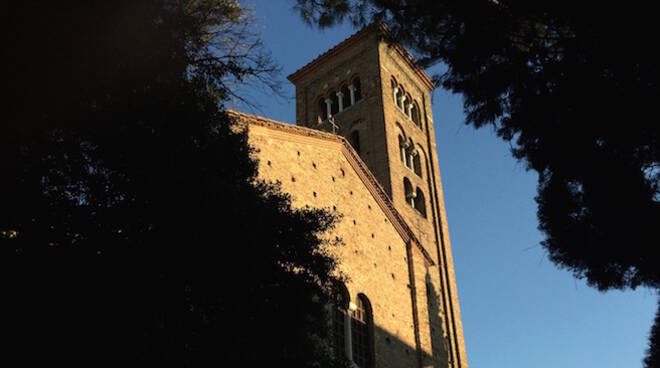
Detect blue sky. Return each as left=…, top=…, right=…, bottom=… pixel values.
left=236, top=1, right=658, bottom=367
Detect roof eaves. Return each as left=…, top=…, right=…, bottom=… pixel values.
left=287, top=23, right=434, bottom=91
left=286, top=24, right=376, bottom=84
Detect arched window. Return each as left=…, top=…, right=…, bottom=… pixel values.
left=404, top=177, right=415, bottom=208
left=412, top=101, right=422, bottom=127
left=391, top=77, right=398, bottom=104
left=351, top=294, right=374, bottom=368
left=396, top=86, right=405, bottom=110
left=352, top=77, right=362, bottom=102
left=413, top=149, right=422, bottom=177
left=404, top=138, right=414, bottom=169
left=330, top=91, right=339, bottom=115
left=349, top=130, right=361, bottom=155
left=404, top=93, right=412, bottom=117
left=318, top=98, right=327, bottom=122
left=415, top=188, right=427, bottom=217
left=398, top=135, right=406, bottom=163
left=332, top=284, right=350, bottom=359
left=341, top=84, right=351, bottom=109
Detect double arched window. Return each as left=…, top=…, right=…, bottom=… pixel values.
left=403, top=177, right=427, bottom=217
left=331, top=286, right=374, bottom=367
left=391, top=76, right=422, bottom=129
left=317, top=76, right=363, bottom=123
left=398, top=134, right=423, bottom=178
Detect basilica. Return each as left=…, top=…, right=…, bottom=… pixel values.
left=230, top=23, right=468, bottom=368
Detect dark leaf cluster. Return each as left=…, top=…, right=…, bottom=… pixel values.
left=295, top=0, right=659, bottom=365
left=2, top=1, right=343, bottom=366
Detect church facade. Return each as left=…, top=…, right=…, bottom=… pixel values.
left=229, top=23, right=468, bottom=368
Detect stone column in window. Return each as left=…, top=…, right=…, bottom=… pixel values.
left=325, top=98, right=333, bottom=118
left=337, top=91, right=344, bottom=112
left=349, top=85, right=356, bottom=105
left=406, top=103, right=413, bottom=118
left=392, top=87, right=399, bottom=105
left=400, top=95, right=407, bottom=111
left=404, top=141, right=412, bottom=168
left=409, top=150, right=417, bottom=170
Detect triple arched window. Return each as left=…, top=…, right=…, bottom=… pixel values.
left=332, top=286, right=374, bottom=367
left=317, top=77, right=363, bottom=123
left=403, top=177, right=427, bottom=217
left=391, top=76, right=422, bottom=128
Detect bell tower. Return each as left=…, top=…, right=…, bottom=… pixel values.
left=288, top=24, right=469, bottom=368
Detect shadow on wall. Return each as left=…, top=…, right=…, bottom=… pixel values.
left=344, top=275, right=449, bottom=368
left=426, top=272, right=450, bottom=367
left=370, top=312, right=448, bottom=368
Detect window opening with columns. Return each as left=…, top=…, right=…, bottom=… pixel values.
left=391, top=76, right=422, bottom=129
left=403, top=177, right=427, bottom=217
left=341, top=84, right=350, bottom=110
left=352, top=77, right=362, bottom=102
left=415, top=187, right=426, bottom=217
left=404, top=177, right=415, bottom=207
left=331, top=286, right=374, bottom=367
left=412, top=147, right=422, bottom=177
left=318, top=98, right=328, bottom=122
left=331, top=91, right=339, bottom=115
left=316, top=77, right=363, bottom=123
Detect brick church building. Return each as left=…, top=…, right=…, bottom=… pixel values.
left=229, top=23, right=468, bottom=368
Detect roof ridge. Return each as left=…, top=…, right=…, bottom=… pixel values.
left=287, top=23, right=434, bottom=90
left=286, top=24, right=375, bottom=83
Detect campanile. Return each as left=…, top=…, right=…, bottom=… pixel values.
left=288, top=23, right=468, bottom=368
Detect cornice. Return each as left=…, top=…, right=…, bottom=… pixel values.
left=287, top=23, right=434, bottom=91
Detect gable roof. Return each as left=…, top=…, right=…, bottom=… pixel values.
left=286, top=22, right=435, bottom=91
left=228, top=109, right=434, bottom=266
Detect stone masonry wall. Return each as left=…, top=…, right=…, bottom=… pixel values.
left=248, top=124, right=422, bottom=368
left=284, top=24, right=468, bottom=368
left=293, top=32, right=393, bottom=198
left=378, top=42, right=468, bottom=368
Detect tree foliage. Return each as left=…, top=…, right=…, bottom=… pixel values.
left=2, top=1, right=342, bottom=366
left=647, top=297, right=660, bottom=368
left=296, top=0, right=660, bottom=291
left=295, top=0, right=659, bottom=365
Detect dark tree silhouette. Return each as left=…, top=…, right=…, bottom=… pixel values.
left=2, top=1, right=344, bottom=366
left=647, top=298, right=660, bottom=368
left=295, top=1, right=660, bottom=365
